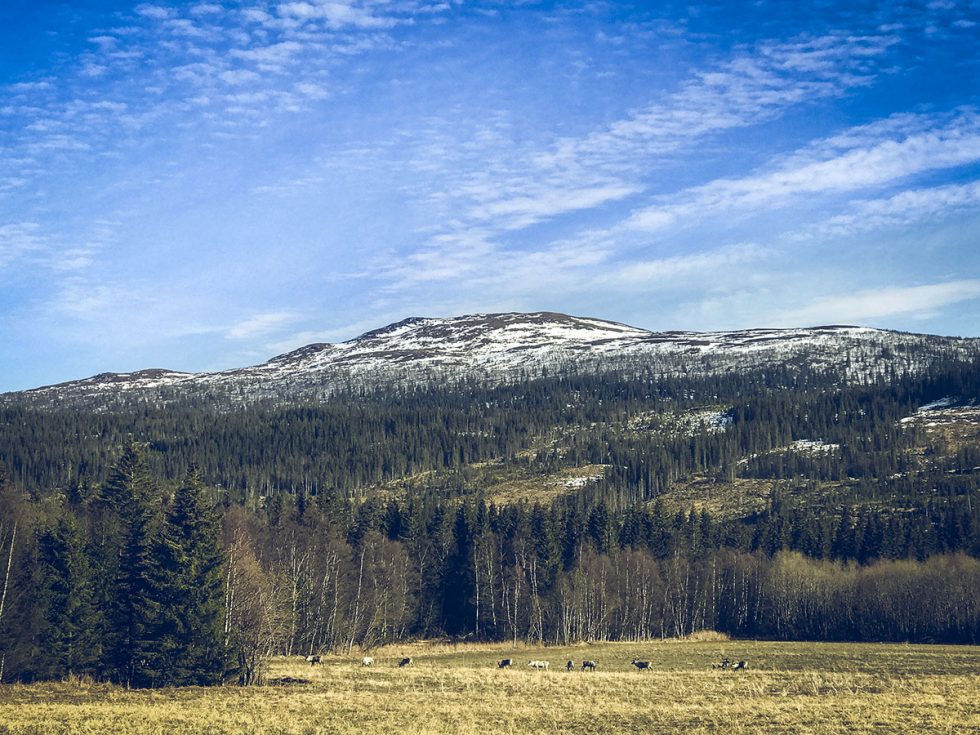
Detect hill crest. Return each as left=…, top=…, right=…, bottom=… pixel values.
left=6, top=312, right=978, bottom=408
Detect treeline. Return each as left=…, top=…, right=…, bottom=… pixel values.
left=1, top=444, right=978, bottom=685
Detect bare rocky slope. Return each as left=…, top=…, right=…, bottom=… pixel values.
left=5, top=312, right=979, bottom=409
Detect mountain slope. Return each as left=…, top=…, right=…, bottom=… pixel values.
left=5, top=312, right=980, bottom=409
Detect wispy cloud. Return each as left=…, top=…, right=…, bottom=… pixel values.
left=600, top=244, right=772, bottom=286
left=0, top=219, right=118, bottom=277
left=45, top=278, right=147, bottom=322
left=376, top=231, right=772, bottom=317
left=543, top=32, right=898, bottom=177
left=475, top=33, right=895, bottom=225
left=135, top=4, right=176, bottom=21
left=379, top=229, right=499, bottom=287
left=251, top=173, right=326, bottom=196
left=368, top=28, right=906, bottom=298
left=777, top=280, right=980, bottom=326
left=801, top=179, right=980, bottom=238
left=0, top=0, right=454, bottom=193
left=467, top=182, right=642, bottom=231
left=0, top=222, right=44, bottom=270
left=189, top=4, right=223, bottom=17
left=226, top=311, right=297, bottom=340
left=276, top=1, right=401, bottom=30
left=626, top=109, right=980, bottom=231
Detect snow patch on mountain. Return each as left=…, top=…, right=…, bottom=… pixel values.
left=5, top=312, right=979, bottom=410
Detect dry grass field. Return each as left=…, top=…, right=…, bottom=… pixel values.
left=1, top=638, right=978, bottom=734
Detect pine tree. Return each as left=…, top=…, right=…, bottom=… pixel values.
left=150, top=470, right=228, bottom=686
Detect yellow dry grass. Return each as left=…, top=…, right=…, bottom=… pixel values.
left=363, top=457, right=610, bottom=507
left=1, top=640, right=978, bottom=734
left=485, top=463, right=608, bottom=505
left=910, top=405, right=980, bottom=453
left=656, top=475, right=790, bottom=516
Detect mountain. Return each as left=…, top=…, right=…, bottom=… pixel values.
left=5, top=312, right=980, bottom=409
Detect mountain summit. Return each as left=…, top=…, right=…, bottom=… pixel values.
left=6, top=312, right=980, bottom=409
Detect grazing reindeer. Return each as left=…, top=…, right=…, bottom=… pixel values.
left=566, top=660, right=575, bottom=672
left=361, top=656, right=374, bottom=666
left=498, top=659, right=514, bottom=668
left=306, top=655, right=322, bottom=666
left=528, top=660, right=550, bottom=670
left=581, top=660, right=597, bottom=672
left=631, top=658, right=652, bottom=671
left=732, top=660, right=747, bottom=670
left=398, top=657, right=413, bottom=667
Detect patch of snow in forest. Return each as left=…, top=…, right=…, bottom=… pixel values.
left=790, top=439, right=840, bottom=453
left=918, top=397, right=955, bottom=411
left=560, top=473, right=604, bottom=489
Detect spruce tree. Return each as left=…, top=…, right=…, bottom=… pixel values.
left=440, top=505, right=474, bottom=636
left=97, top=443, right=159, bottom=687
left=31, top=515, right=100, bottom=679
left=150, top=470, right=228, bottom=686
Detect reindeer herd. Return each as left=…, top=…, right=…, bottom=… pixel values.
left=306, top=653, right=747, bottom=672
left=515, top=657, right=744, bottom=672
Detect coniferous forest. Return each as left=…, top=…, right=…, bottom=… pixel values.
left=1, top=357, right=979, bottom=685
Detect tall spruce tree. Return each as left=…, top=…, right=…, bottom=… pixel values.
left=440, top=505, right=474, bottom=636
left=97, top=443, right=159, bottom=687
left=150, top=470, right=228, bottom=686
left=31, top=514, right=100, bottom=680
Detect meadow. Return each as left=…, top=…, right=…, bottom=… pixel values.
left=1, top=638, right=978, bottom=734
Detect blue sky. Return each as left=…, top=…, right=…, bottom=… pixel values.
left=1, top=0, right=978, bottom=391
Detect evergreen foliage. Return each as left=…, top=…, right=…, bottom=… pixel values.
left=149, top=471, right=228, bottom=686
left=30, top=514, right=99, bottom=679
left=0, top=356, right=978, bottom=684
left=98, top=443, right=160, bottom=687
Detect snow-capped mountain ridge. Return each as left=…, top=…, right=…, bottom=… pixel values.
left=5, top=313, right=978, bottom=409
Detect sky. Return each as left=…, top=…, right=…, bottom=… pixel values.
left=1, top=0, right=979, bottom=392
